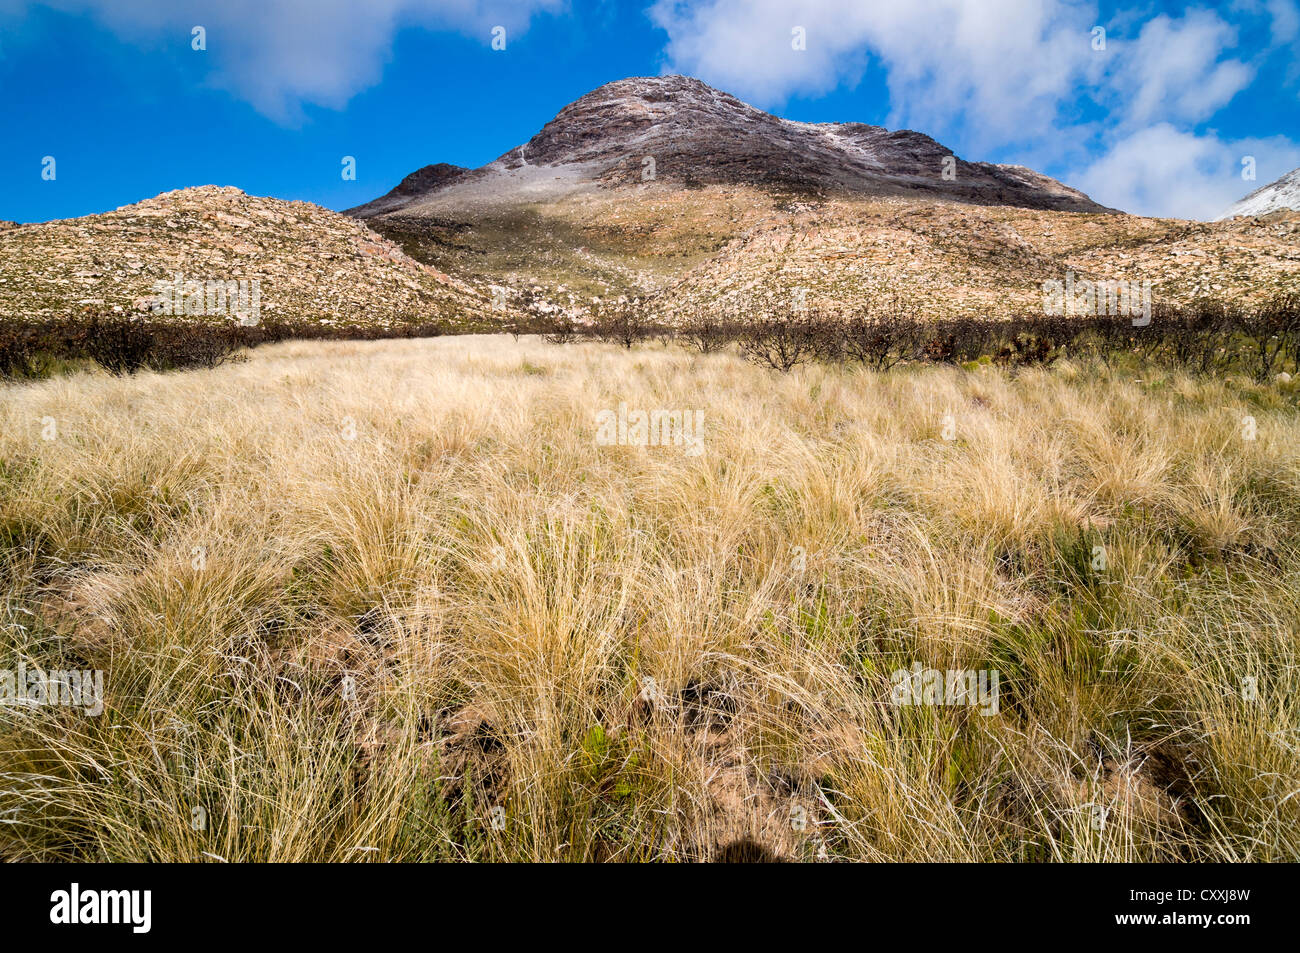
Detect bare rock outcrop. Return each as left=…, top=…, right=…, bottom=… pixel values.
left=354, top=75, right=1112, bottom=218
left=0, top=185, right=497, bottom=326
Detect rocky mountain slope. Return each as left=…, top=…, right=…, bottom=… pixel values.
left=351, top=163, right=470, bottom=219
left=350, top=75, right=1298, bottom=318
left=352, top=76, right=1110, bottom=217
left=0, top=186, right=498, bottom=326
left=1217, top=167, right=1300, bottom=220
left=651, top=192, right=1300, bottom=320
left=4, top=77, right=1294, bottom=330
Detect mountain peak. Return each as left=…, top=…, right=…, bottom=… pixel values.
left=558, top=75, right=751, bottom=112
left=1217, top=167, right=1300, bottom=220
left=586, top=74, right=729, bottom=97
left=351, top=74, right=1110, bottom=218
left=500, top=74, right=797, bottom=168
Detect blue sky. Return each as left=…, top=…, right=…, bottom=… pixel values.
left=1, top=0, right=1297, bottom=223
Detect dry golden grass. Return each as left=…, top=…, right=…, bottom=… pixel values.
left=1, top=335, right=1298, bottom=861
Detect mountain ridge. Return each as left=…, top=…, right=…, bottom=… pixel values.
left=1217, top=167, right=1300, bottom=220
left=0, top=185, right=497, bottom=326
left=349, top=75, right=1113, bottom=218
left=3, top=78, right=1294, bottom=328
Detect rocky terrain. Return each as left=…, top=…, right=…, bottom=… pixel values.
left=353, top=76, right=1299, bottom=319
left=652, top=192, right=1300, bottom=319
left=1218, top=167, right=1300, bottom=220
left=0, top=186, right=499, bottom=327
left=350, top=163, right=471, bottom=219
left=3, top=77, right=1296, bottom=329
left=352, top=76, right=1110, bottom=217
left=359, top=176, right=1300, bottom=320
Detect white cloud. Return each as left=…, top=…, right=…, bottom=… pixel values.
left=649, top=1, right=1257, bottom=141
left=648, top=0, right=1289, bottom=217
left=1266, top=0, right=1300, bottom=43
left=1070, top=124, right=1300, bottom=218
left=13, top=0, right=564, bottom=121
left=649, top=0, right=1103, bottom=149
left=1110, top=12, right=1254, bottom=125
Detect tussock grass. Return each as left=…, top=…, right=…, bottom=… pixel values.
left=1, top=335, right=1297, bottom=861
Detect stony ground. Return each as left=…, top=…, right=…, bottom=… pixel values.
left=371, top=183, right=1300, bottom=320
left=0, top=186, right=500, bottom=328
left=353, top=74, right=1300, bottom=320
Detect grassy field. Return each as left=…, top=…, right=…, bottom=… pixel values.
left=1, top=334, right=1298, bottom=861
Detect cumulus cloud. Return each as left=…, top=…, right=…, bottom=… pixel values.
left=1265, top=0, right=1300, bottom=44
left=649, top=1, right=1257, bottom=142
left=649, top=0, right=1291, bottom=217
left=1069, top=124, right=1300, bottom=218
left=649, top=0, right=1103, bottom=149
left=1110, top=12, right=1254, bottom=125
left=12, top=0, right=563, bottom=121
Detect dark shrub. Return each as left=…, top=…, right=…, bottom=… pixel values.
left=840, top=310, right=920, bottom=371
left=680, top=311, right=737, bottom=354
left=591, top=300, right=651, bottom=348
left=739, top=313, right=823, bottom=372
left=0, top=317, right=59, bottom=378
left=1248, top=292, right=1300, bottom=382
left=542, top=314, right=579, bottom=345
left=145, top=322, right=247, bottom=371
left=79, top=315, right=158, bottom=375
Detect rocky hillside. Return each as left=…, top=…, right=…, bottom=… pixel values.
left=352, top=76, right=1110, bottom=217
left=5, top=77, right=1293, bottom=330
left=352, top=173, right=1298, bottom=321
left=351, top=163, right=470, bottom=219
left=1217, top=167, right=1300, bottom=220
left=346, top=75, right=1298, bottom=318
left=0, top=186, right=499, bottom=327
left=651, top=192, right=1300, bottom=320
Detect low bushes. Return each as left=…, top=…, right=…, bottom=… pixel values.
left=11, top=292, right=1295, bottom=383
left=0, top=314, right=447, bottom=379
left=532, top=291, right=1300, bottom=380
left=736, top=312, right=827, bottom=372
